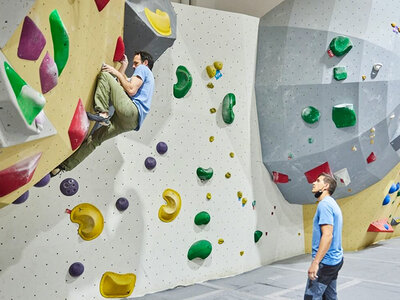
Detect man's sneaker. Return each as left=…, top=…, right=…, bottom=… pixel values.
left=50, top=165, right=66, bottom=177
left=86, top=112, right=110, bottom=126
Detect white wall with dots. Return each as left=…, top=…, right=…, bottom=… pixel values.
left=0, top=3, right=304, bottom=299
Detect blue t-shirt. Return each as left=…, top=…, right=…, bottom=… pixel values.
left=312, top=195, right=343, bottom=265
left=130, top=65, right=154, bottom=130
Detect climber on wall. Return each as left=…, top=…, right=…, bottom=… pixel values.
left=50, top=51, right=155, bottom=176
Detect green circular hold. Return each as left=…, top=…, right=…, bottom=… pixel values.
left=254, top=230, right=263, bottom=243
left=188, top=240, right=212, bottom=260
left=197, top=167, right=213, bottom=181
left=301, top=106, right=320, bottom=124
left=194, top=211, right=210, bottom=225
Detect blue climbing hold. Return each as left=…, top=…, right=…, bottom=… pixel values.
left=69, top=262, right=84, bottom=277
left=389, top=184, right=398, bottom=194
left=116, top=197, right=129, bottom=211
left=34, top=173, right=51, bottom=187
left=60, top=178, right=79, bottom=196
left=12, top=190, right=29, bottom=204
left=382, top=194, right=391, bottom=205
left=144, top=157, right=157, bottom=170
left=384, top=223, right=389, bottom=230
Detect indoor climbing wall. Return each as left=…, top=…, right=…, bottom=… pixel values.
left=0, top=2, right=304, bottom=299
left=256, top=0, right=400, bottom=205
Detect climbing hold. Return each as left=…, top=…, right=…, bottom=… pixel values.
left=370, top=139, right=374, bottom=144
left=389, top=184, right=397, bottom=194
left=222, top=93, right=236, bottom=124
left=144, top=8, right=172, bottom=36
left=391, top=218, right=400, bottom=226
left=308, top=137, right=314, bottom=144
left=333, top=168, right=351, bottom=186
left=373, top=63, right=382, bottom=72
left=113, top=36, right=125, bottom=62
left=39, top=52, right=58, bottom=94
left=329, top=36, right=353, bottom=56
left=383, top=194, right=391, bottom=205
left=70, top=203, right=104, bottom=241
left=272, top=171, right=290, bottom=183
left=218, top=238, right=224, bottom=244
left=4, top=61, right=27, bottom=97
left=68, top=99, right=90, bottom=151
left=158, top=188, right=181, bottom=222
left=69, top=262, right=84, bottom=277
left=187, top=240, right=212, bottom=260
left=370, top=127, right=375, bottom=133
left=194, top=211, right=210, bottom=225
left=225, top=172, right=231, bottom=179
left=209, top=136, right=214, bottom=142
left=362, top=75, right=366, bottom=80
left=12, top=191, right=30, bottom=204
left=254, top=230, right=263, bottom=243
left=18, top=16, right=46, bottom=61
left=252, top=200, right=256, bottom=209
left=34, top=173, right=51, bottom=187
left=206, top=193, right=212, bottom=200
left=60, top=178, right=79, bottom=196
left=213, top=61, right=223, bottom=70
left=241, top=198, right=247, bottom=206
left=206, top=65, right=216, bottom=78
left=333, top=66, right=347, bottom=81
left=197, top=167, right=213, bottom=181
left=173, top=65, right=192, bottom=98
left=116, top=197, right=129, bottom=211
left=366, top=152, right=376, bottom=164
left=210, top=108, right=216, bottom=113
left=0, top=153, right=42, bottom=197
left=229, top=152, right=235, bottom=158
left=304, top=162, right=332, bottom=184
left=94, top=0, right=110, bottom=12
left=100, top=272, right=136, bottom=298
left=367, top=219, right=393, bottom=232
left=301, top=106, right=320, bottom=124
left=240, top=251, right=244, bottom=256
left=370, top=133, right=375, bottom=139
left=145, top=157, right=157, bottom=170
left=391, top=23, right=396, bottom=27
left=207, top=82, right=214, bottom=89
left=352, top=145, right=357, bottom=151
left=49, top=9, right=69, bottom=75
left=237, top=191, right=243, bottom=199
left=156, top=141, right=168, bottom=154
left=332, top=104, right=356, bottom=128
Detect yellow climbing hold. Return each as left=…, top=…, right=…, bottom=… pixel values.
left=230, top=152, right=235, bottom=158
left=352, top=145, right=357, bottom=151
left=392, top=23, right=396, bottom=27
left=144, top=8, right=171, bottom=36
left=362, top=75, right=366, bottom=80
left=218, top=238, right=224, bottom=244
left=225, top=172, right=231, bottom=178
left=240, top=251, right=244, bottom=256
left=158, top=188, right=181, bottom=222
left=210, top=108, right=216, bottom=113
left=237, top=191, right=243, bottom=198
left=100, top=272, right=136, bottom=298
left=242, top=198, right=247, bottom=206
left=206, top=193, right=212, bottom=200
left=207, top=82, right=214, bottom=89
left=209, top=136, right=214, bottom=142
left=70, top=203, right=104, bottom=241
left=370, top=127, right=375, bottom=133
left=206, top=65, right=216, bottom=78
left=213, top=61, right=223, bottom=70
left=370, top=139, right=374, bottom=144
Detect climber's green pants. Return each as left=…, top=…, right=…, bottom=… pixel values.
left=61, top=72, right=139, bottom=171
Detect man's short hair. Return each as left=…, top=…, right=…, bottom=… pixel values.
left=135, top=51, right=154, bottom=70
left=318, top=173, right=337, bottom=195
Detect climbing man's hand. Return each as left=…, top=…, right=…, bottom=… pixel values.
left=120, top=54, right=128, bottom=66
left=101, top=63, right=118, bottom=75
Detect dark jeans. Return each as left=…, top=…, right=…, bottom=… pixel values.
left=304, top=258, right=344, bottom=300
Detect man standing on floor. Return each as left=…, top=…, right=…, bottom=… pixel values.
left=304, top=172, right=343, bottom=300
left=51, top=51, right=155, bottom=176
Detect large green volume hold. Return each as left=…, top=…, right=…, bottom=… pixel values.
left=49, top=9, right=69, bottom=75
left=173, top=65, right=192, bottom=98
left=196, top=167, right=213, bottom=181
left=329, top=36, right=353, bottom=56
left=187, top=240, right=212, bottom=260
left=194, top=211, right=210, bottom=225
left=222, top=93, right=236, bottom=124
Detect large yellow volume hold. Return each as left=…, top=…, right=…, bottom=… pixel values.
left=159, top=188, right=182, bottom=222
left=70, top=203, right=104, bottom=241
left=144, top=8, right=172, bottom=36
left=100, top=272, right=136, bottom=298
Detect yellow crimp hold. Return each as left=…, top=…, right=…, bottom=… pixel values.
left=225, top=172, right=231, bottom=178
left=206, top=193, right=212, bottom=200
left=218, top=238, right=224, bottom=244
left=144, top=8, right=172, bottom=36
left=230, top=152, right=235, bottom=158
left=237, top=191, right=242, bottom=198
left=362, top=75, right=366, bottom=80
left=210, top=108, right=216, bottom=113
left=242, top=198, right=247, bottom=206
left=207, top=82, right=214, bottom=89
left=213, top=61, right=223, bottom=70
left=240, top=251, right=244, bottom=256
left=206, top=65, right=216, bottom=78
left=100, top=272, right=136, bottom=298
left=70, top=203, right=104, bottom=241
left=158, top=188, right=181, bottom=222
left=209, top=136, right=214, bottom=142
left=370, top=139, right=374, bottom=144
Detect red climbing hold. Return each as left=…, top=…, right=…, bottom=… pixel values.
left=0, top=153, right=42, bottom=197
left=113, top=36, right=125, bottom=62
left=366, top=152, right=376, bottom=164
left=304, top=162, right=333, bottom=184
left=367, top=219, right=393, bottom=232
left=272, top=171, right=289, bottom=183
left=68, top=99, right=89, bottom=151
left=94, top=0, right=110, bottom=12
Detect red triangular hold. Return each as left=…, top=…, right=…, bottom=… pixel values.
left=68, top=99, right=89, bottom=150
left=113, top=36, right=125, bottom=62
left=94, top=0, right=110, bottom=12
left=367, top=218, right=394, bottom=232
left=304, top=162, right=333, bottom=183
left=0, top=153, right=42, bottom=197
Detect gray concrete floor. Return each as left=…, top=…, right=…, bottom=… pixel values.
left=131, top=237, right=400, bottom=299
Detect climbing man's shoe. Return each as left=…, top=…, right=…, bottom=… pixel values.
left=86, top=112, right=110, bottom=126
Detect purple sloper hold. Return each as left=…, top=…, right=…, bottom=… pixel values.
left=18, top=16, right=46, bottom=61
left=39, top=52, right=58, bottom=94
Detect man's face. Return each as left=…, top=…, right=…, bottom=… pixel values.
left=132, top=54, right=143, bottom=71
left=312, top=176, right=327, bottom=193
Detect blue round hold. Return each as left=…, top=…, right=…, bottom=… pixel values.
left=116, top=197, right=129, bottom=211
left=34, top=173, right=51, bottom=187
left=12, top=191, right=29, bottom=204
left=60, top=178, right=79, bottom=196
left=156, top=142, right=168, bottom=155
left=69, top=262, right=84, bottom=277
left=145, top=157, right=157, bottom=170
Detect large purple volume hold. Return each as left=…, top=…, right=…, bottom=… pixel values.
left=156, top=142, right=168, bottom=154
left=145, top=157, right=157, bottom=170
left=60, top=178, right=79, bottom=196
left=116, top=197, right=129, bottom=211
left=18, top=16, right=46, bottom=60
left=69, top=262, right=84, bottom=277
left=34, top=173, right=51, bottom=187
left=12, top=191, right=29, bottom=204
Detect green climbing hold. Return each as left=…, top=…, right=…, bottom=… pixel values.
left=173, top=65, right=192, bottom=98
left=301, top=106, right=320, bottom=124
left=254, top=230, right=263, bottom=243
left=397, top=190, right=400, bottom=197
left=329, top=36, right=353, bottom=56
left=332, top=104, right=356, bottom=128
left=308, top=137, right=314, bottom=144
left=4, top=61, right=26, bottom=97
left=187, top=240, right=212, bottom=260
left=49, top=9, right=69, bottom=75
left=197, top=167, right=213, bottom=181
left=333, top=67, right=347, bottom=81
left=222, top=93, right=236, bottom=124
left=194, top=211, right=210, bottom=225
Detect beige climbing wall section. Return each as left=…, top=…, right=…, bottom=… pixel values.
left=0, top=0, right=124, bottom=207
left=304, top=162, right=400, bottom=252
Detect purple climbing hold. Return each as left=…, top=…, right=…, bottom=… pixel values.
left=156, top=142, right=168, bottom=154
left=60, top=178, right=79, bottom=196
left=12, top=191, right=29, bottom=204
left=116, top=197, right=129, bottom=211
left=145, top=157, right=157, bottom=170
left=34, top=173, right=51, bottom=187
left=69, top=262, right=84, bottom=277
left=18, top=16, right=46, bottom=61
left=39, top=52, right=58, bottom=94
